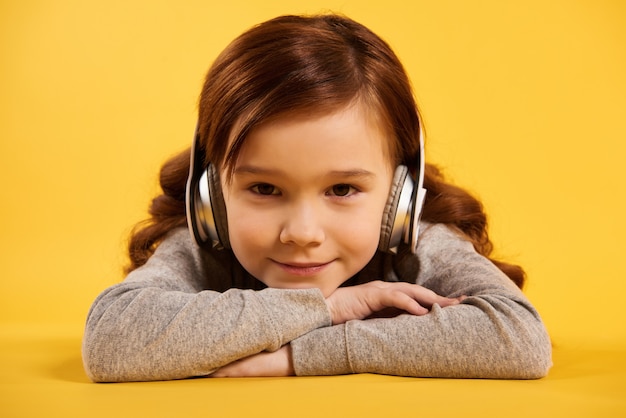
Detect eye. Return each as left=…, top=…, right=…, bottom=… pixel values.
left=328, top=184, right=357, bottom=197
left=250, top=183, right=280, bottom=196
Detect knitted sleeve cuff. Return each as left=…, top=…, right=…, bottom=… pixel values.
left=290, top=324, right=353, bottom=376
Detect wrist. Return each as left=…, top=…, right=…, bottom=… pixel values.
left=284, top=344, right=295, bottom=376
left=324, top=298, right=334, bottom=324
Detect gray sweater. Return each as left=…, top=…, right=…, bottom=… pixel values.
left=82, top=222, right=552, bottom=382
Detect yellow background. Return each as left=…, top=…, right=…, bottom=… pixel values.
left=1, top=0, right=625, bottom=416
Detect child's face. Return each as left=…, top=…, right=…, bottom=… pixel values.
left=222, top=105, right=394, bottom=297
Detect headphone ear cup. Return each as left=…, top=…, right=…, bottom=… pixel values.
left=207, top=165, right=230, bottom=249
left=185, top=126, right=230, bottom=250
left=379, top=165, right=413, bottom=253
left=186, top=163, right=230, bottom=249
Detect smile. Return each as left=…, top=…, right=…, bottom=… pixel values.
left=272, top=260, right=333, bottom=277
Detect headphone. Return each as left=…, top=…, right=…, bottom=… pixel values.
left=185, top=124, right=427, bottom=254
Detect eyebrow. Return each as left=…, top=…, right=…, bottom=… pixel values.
left=233, top=165, right=281, bottom=176
left=327, top=169, right=376, bottom=179
left=234, top=165, right=376, bottom=179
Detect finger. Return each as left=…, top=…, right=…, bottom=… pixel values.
left=401, top=285, right=464, bottom=308
left=210, top=357, right=250, bottom=378
left=210, top=363, right=240, bottom=378
left=372, top=281, right=465, bottom=309
left=381, top=290, right=429, bottom=316
left=210, top=368, right=228, bottom=378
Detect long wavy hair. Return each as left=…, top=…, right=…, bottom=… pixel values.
left=126, top=14, right=525, bottom=288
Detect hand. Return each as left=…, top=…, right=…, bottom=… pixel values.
left=326, top=280, right=464, bottom=325
left=210, top=345, right=294, bottom=378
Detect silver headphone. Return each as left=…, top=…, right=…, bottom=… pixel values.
left=186, top=124, right=426, bottom=254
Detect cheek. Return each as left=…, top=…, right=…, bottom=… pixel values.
left=226, top=217, right=273, bottom=280
left=226, top=211, right=271, bottom=253
left=331, top=205, right=384, bottom=261
left=222, top=185, right=272, bottom=251
left=346, top=215, right=382, bottom=247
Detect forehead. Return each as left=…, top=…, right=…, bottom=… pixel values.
left=225, top=101, right=395, bottom=169
left=231, top=104, right=394, bottom=175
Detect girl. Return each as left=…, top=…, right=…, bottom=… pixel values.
left=82, top=14, right=551, bottom=382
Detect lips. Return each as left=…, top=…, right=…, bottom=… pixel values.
left=272, top=260, right=333, bottom=277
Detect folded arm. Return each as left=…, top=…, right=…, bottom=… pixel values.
left=290, top=224, right=552, bottom=379
left=82, top=229, right=331, bottom=382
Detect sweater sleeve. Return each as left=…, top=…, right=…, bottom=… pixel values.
left=290, top=223, right=552, bottom=379
left=82, top=229, right=331, bottom=382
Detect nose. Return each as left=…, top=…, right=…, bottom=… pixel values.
left=279, top=200, right=325, bottom=247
